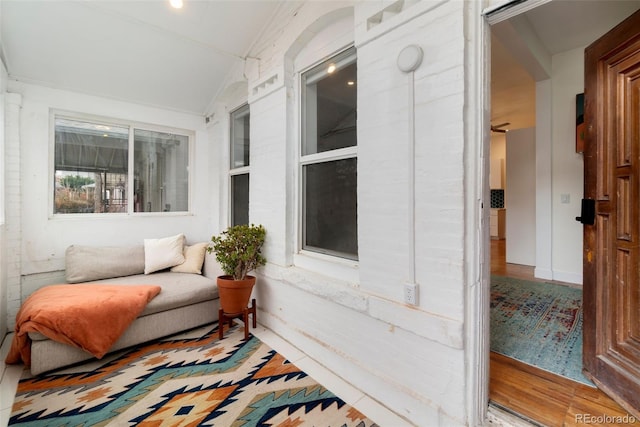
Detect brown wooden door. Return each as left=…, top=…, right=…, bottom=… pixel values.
left=583, top=8, right=640, bottom=418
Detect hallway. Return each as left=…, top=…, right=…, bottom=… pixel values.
left=489, top=240, right=636, bottom=426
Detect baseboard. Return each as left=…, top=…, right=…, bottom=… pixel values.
left=533, top=267, right=552, bottom=281
left=552, top=270, right=583, bottom=286
left=534, top=267, right=582, bottom=286
left=533, top=267, right=582, bottom=285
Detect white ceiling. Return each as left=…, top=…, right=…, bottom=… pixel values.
left=0, top=0, right=282, bottom=115
left=491, top=0, right=640, bottom=132
left=2, top=1, right=639, bottom=120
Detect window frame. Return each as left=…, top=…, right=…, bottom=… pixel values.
left=49, top=110, right=194, bottom=218
left=298, top=46, right=358, bottom=262
left=229, top=103, right=250, bottom=226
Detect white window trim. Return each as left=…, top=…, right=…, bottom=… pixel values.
left=49, top=109, right=194, bottom=218
left=229, top=166, right=250, bottom=176
left=229, top=103, right=250, bottom=171
left=228, top=103, right=250, bottom=226
left=299, top=146, right=357, bottom=166
left=295, top=46, right=359, bottom=276
left=229, top=171, right=250, bottom=227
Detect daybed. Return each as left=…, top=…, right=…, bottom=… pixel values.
left=9, top=235, right=222, bottom=375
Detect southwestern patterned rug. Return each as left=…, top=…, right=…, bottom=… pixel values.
left=490, top=275, right=592, bottom=385
left=9, top=324, right=378, bottom=426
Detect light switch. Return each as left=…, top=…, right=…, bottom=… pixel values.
left=561, top=194, right=570, bottom=204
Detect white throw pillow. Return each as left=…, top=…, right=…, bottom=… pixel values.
left=144, top=234, right=185, bottom=274
left=171, top=242, right=208, bottom=274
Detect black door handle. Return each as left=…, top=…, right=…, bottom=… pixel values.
left=575, top=198, right=595, bottom=225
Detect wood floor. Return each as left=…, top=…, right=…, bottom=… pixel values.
left=489, top=239, right=638, bottom=427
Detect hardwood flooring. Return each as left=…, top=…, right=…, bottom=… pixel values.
left=489, top=239, right=638, bottom=426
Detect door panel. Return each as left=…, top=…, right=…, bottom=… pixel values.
left=584, top=8, right=640, bottom=418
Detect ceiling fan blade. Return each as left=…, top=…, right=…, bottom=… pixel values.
left=492, top=122, right=510, bottom=129
left=490, top=122, right=510, bottom=133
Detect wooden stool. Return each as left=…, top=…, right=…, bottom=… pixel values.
left=218, top=298, right=257, bottom=340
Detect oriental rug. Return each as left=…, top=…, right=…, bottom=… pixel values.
left=9, top=324, right=378, bottom=426
left=490, top=275, right=592, bottom=386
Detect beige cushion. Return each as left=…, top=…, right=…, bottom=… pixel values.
left=171, top=242, right=208, bottom=274
left=144, top=234, right=185, bottom=274
left=66, top=245, right=145, bottom=283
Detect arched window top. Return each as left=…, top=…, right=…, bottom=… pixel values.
left=287, top=7, right=354, bottom=73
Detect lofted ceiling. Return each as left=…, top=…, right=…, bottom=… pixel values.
left=491, top=0, right=640, bottom=133
left=0, top=0, right=283, bottom=115
left=2, top=1, right=639, bottom=122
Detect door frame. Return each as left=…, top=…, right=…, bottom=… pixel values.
left=472, top=0, right=572, bottom=423
left=472, top=0, right=562, bottom=423
left=479, top=0, right=640, bottom=422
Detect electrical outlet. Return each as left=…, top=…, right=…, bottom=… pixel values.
left=404, top=282, right=418, bottom=305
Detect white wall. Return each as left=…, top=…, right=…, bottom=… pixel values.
left=500, top=48, right=584, bottom=277
left=0, top=54, right=8, bottom=341
left=496, top=37, right=585, bottom=284
left=4, top=91, right=20, bottom=336
left=207, top=1, right=481, bottom=425
left=490, top=133, right=506, bottom=188
left=535, top=79, right=553, bottom=280
left=551, top=47, right=584, bottom=284
left=506, top=127, right=536, bottom=266
left=2, top=1, right=490, bottom=424
left=4, top=82, right=219, bottom=327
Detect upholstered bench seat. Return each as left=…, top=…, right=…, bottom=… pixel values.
left=25, top=241, right=222, bottom=375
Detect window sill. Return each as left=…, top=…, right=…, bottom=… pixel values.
left=293, top=250, right=359, bottom=284
left=49, top=211, right=193, bottom=220
left=272, top=260, right=366, bottom=313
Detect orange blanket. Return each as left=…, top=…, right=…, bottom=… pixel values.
left=5, top=284, right=161, bottom=367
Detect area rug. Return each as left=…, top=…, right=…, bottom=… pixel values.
left=490, top=275, right=592, bottom=385
left=9, top=324, right=378, bottom=426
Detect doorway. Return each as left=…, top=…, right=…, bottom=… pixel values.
left=487, top=0, right=640, bottom=424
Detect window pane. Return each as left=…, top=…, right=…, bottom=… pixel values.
left=230, top=104, right=250, bottom=168
left=302, top=48, right=357, bottom=156
left=231, top=173, right=249, bottom=226
left=54, top=118, right=128, bottom=214
left=303, top=158, right=358, bottom=259
left=134, top=129, right=189, bottom=212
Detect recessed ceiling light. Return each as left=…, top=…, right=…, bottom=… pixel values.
left=170, top=0, right=183, bottom=9
left=347, top=81, right=355, bottom=86
left=327, top=64, right=336, bottom=74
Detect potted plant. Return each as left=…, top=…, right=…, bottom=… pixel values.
left=208, top=224, right=266, bottom=315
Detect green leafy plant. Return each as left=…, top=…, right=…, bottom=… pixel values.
left=208, top=224, right=266, bottom=280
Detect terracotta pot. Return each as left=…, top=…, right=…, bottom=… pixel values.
left=217, top=275, right=256, bottom=315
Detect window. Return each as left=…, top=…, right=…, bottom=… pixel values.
left=230, top=104, right=250, bottom=225
left=134, top=129, right=189, bottom=213
left=301, top=47, right=357, bottom=260
left=53, top=115, right=190, bottom=214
